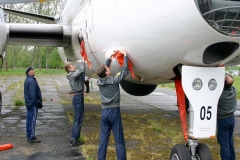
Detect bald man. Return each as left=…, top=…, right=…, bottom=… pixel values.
left=217, top=74, right=237, bottom=160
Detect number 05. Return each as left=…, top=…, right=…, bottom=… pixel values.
left=200, top=106, right=212, bottom=120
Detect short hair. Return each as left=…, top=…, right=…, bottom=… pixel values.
left=64, top=62, right=73, bottom=73
left=97, top=64, right=107, bottom=78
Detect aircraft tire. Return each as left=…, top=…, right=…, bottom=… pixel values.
left=196, top=143, right=213, bottom=160
left=169, top=144, right=191, bottom=160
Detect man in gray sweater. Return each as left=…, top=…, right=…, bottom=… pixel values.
left=217, top=74, right=237, bottom=160
left=64, top=60, right=85, bottom=147
left=97, top=50, right=129, bottom=160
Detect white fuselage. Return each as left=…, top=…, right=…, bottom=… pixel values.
left=58, top=0, right=240, bottom=85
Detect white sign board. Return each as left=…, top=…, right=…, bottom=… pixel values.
left=182, top=66, right=225, bottom=138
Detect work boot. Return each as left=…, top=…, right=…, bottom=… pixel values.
left=27, top=137, right=38, bottom=142
left=28, top=138, right=41, bottom=143
left=70, top=138, right=74, bottom=144
left=28, top=139, right=41, bottom=143
left=70, top=138, right=84, bottom=146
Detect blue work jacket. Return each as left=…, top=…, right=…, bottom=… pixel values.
left=24, top=75, right=42, bottom=110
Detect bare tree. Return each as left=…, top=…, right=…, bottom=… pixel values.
left=13, top=47, right=17, bottom=68
left=46, top=47, right=50, bottom=69
left=32, top=46, right=35, bottom=67
left=4, top=46, right=8, bottom=71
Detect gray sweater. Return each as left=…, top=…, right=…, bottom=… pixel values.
left=217, top=86, right=237, bottom=119
left=67, top=62, right=85, bottom=94
left=97, top=56, right=129, bottom=108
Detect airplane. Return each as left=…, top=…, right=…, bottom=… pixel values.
left=1, top=0, right=240, bottom=159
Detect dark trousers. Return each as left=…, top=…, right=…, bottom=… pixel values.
left=85, top=80, right=90, bottom=92
left=71, top=94, right=84, bottom=139
left=217, top=116, right=236, bottom=160
left=98, top=107, right=126, bottom=160
left=26, top=106, right=38, bottom=140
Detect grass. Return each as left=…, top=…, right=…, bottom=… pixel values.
left=2, top=69, right=239, bottom=159
left=72, top=94, right=240, bottom=160
left=233, top=76, right=240, bottom=99
left=3, top=80, right=26, bottom=107
left=14, top=99, right=25, bottom=106
left=84, top=96, right=101, bottom=105
left=61, top=100, right=72, bottom=105
left=80, top=110, right=236, bottom=160
left=5, top=81, right=21, bottom=93
left=158, top=83, right=175, bottom=89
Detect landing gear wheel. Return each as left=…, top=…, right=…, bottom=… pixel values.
left=196, top=143, right=213, bottom=160
left=169, top=144, right=191, bottom=160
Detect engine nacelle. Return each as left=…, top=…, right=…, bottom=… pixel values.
left=120, top=80, right=157, bottom=96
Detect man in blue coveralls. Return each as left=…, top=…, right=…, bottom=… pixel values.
left=24, top=67, right=42, bottom=143
left=217, top=74, right=237, bottom=160
left=64, top=60, right=85, bottom=147
left=96, top=50, right=129, bottom=160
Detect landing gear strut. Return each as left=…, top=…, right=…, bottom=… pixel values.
left=170, top=66, right=224, bottom=160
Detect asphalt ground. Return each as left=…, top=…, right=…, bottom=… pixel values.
left=1, top=75, right=240, bottom=159
left=0, top=75, right=85, bottom=160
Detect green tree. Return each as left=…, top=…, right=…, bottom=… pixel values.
left=4, top=1, right=63, bottom=69
left=48, top=48, right=64, bottom=69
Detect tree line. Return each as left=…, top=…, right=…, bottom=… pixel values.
left=2, top=0, right=64, bottom=71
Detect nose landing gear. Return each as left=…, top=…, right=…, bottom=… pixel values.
left=169, top=142, right=212, bottom=160
left=170, top=66, right=224, bottom=160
